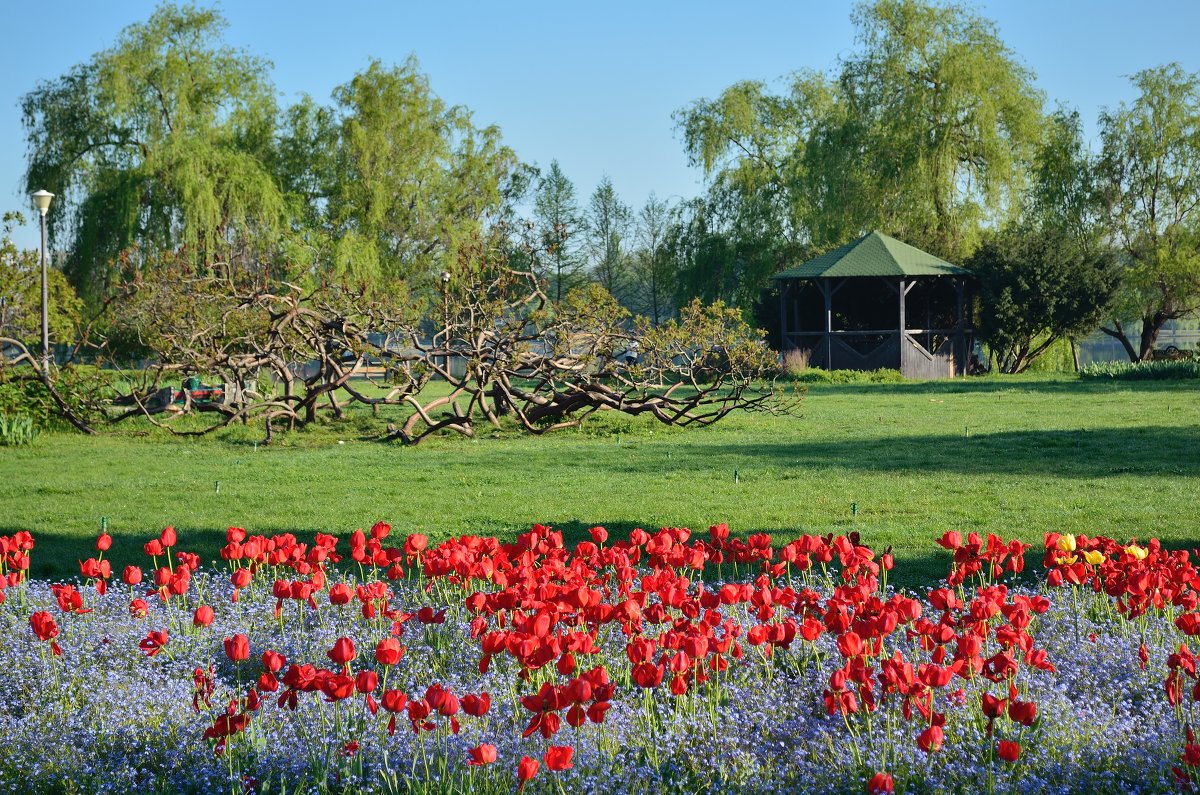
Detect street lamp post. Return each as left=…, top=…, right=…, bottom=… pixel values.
left=440, top=271, right=451, bottom=378
left=31, top=190, right=54, bottom=378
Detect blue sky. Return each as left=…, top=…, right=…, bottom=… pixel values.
left=3, top=1, right=1200, bottom=249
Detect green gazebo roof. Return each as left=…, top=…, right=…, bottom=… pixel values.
left=772, top=231, right=969, bottom=279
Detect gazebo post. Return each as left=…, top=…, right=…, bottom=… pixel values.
left=779, top=281, right=789, bottom=352
left=823, top=278, right=833, bottom=369
left=955, top=278, right=966, bottom=374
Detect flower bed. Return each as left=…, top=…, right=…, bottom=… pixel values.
left=0, top=524, right=1197, bottom=794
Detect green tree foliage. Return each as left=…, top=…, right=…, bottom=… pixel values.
left=0, top=213, right=82, bottom=347
left=584, top=177, right=633, bottom=303
left=21, top=4, right=286, bottom=302
left=320, top=58, right=520, bottom=286
left=1097, top=64, right=1200, bottom=361
left=968, top=226, right=1120, bottom=373
left=675, top=0, right=1045, bottom=308
left=532, top=160, right=585, bottom=303
left=628, top=194, right=676, bottom=325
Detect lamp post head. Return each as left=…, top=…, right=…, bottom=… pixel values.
left=31, top=190, right=54, bottom=216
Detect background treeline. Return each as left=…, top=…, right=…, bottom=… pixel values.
left=9, top=0, right=1200, bottom=372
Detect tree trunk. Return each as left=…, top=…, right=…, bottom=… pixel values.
left=1138, top=312, right=1167, bottom=361
left=1099, top=320, right=1141, bottom=362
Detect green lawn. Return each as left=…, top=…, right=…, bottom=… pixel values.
left=3, top=374, right=1198, bottom=585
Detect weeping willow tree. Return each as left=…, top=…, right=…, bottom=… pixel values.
left=21, top=4, right=287, bottom=304
left=676, top=0, right=1046, bottom=264
left=277, top=57, right=523, bottom=288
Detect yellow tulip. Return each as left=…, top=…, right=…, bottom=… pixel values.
left=1125, top=544, right=1148, bottom=560
left=1083, top=550, right=1105, bottom=565
left=1056, top=534, right=1077, bottom=553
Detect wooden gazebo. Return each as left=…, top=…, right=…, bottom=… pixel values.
left=773, top=231, right=975, bottom=379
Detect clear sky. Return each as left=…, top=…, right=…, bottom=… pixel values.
left=3, top=0, right=1200, bottom=249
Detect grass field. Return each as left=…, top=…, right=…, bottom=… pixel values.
left=2, top=374, right=1198, bottom=585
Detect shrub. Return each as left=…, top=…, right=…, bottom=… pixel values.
left=786, top=367, right=905, bottom=384
left=1079, top=360, right=1200, bottom=380
left=0, top=412, right=37, bottom=445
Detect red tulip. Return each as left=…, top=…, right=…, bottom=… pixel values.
left=160, top=526, right=177, bottom=548
left=123, top=566, right=143, bottom=586
left=30, top=611, right=58, bottom=642
left=997, top=740, right=1020, bottom=763
left=262, top=650, right=286, bottom=672
left=129, top=598, right=149, bottom=618
left=371, top=521, right=391, bottom=540
left=867, top=772, right=894, bottom=794
left=193, top=605, right=215, bottom=627
left=545, top=746, right=574, bottom=771
left=404, top=534, right=428, bottom=558
left=517, top=756, right=539, bottom=790
left=231, top=568, right=251, bottom=589
left=376, top=638, right=405, bottom=666
left=382, top=689, right=408, bottom=713
left=329, top=583, right=353, bottom=605
left=467, top=743, right=497, bottom=766
left=96, top=532, right=112, bottom=551
left=144, top=540, right=164, bottom=557
left=1008, top=700, right=1037, bottom=726
left=355, top=670, right=378, bottom=694
left=917, top=724, right=944, bottom=753
left=589, top=526, right=608, bottom=545
left=224, top=634, right=250, bottom=662
left=837, top=632, right=864, bottom=658
left=322, top=674, right=355, bottom=702
left=462, top=692, right=491, bottom=717
left=328, top=637, right=356, bottom=669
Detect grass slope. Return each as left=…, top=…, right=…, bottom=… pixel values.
left=2, top=374, right=1197, bottom=584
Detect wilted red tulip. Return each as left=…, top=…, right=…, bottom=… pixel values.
left=545, top=746, right=574, bottom=771
left=129, top=598, right=149, bottom=618
left=193, top=605, right=215, bottom=627
left=139, top=630, right=169, bottom=657
left=467, top=743, right=497, bottom=766
left=224, top=634, right=250, bottom=662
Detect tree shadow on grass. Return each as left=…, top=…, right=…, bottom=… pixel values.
left=696, top=425, right=1200, bottom=479
left=800, top=377, right=1200, bottom=397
